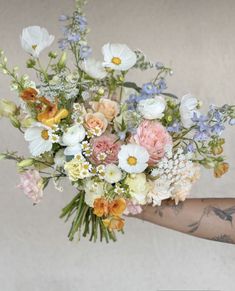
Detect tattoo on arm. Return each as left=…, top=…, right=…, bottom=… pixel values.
left=187, top=205, right=235, bottom=234
left=155, top=200, right=184, bottom=217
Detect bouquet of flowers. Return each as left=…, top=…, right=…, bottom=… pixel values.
left=0, top=0, right=235, bottom=242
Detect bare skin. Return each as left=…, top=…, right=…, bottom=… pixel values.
left=129, top=198, right=235, bottom=244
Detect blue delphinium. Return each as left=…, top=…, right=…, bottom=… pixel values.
left=192, top=113, right=211, bottom=141
left=156, top=78, right=167, bottom=94
left=141, top=82, right=157, bottom=95
left=167, top=122, right=181, bottom=133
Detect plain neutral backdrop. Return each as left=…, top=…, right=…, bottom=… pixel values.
left=0, top=0, right=235, bottom=290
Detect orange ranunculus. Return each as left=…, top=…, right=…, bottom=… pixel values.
left=20, top=87, right=38, bottom=102
left=93, top=198, right=109, bottom=217
left=214, top=162, right=229, bottom=178
left=109, top=198, right=126, bottom=216
left=103, top=216, right=125, bottom=231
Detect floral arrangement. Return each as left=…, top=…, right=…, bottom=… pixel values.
left=0, top=0, right=235, bottom=242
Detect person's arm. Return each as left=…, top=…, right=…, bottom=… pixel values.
left=130, top=198, right=235, bottom=244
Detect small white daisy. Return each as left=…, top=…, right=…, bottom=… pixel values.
left=118, top=144, right=149, bottom=174
left=102, top=43, right=137, bottom=71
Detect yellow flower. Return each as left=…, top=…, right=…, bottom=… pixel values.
left=64, top=156, right=91, bottom=181
left=103, top=216, right=125, bottom=231
left=109, top=198, right=126, bottom=216
left=93, top=197, right=109, bottom=217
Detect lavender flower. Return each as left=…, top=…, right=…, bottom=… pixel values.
left=67, top=32, right=81, bottom=42
left=141, top=82, right=157, bottom=95
left=167, top=122, right=181, bottom=133
left=155, top=79, right=167, bottom=94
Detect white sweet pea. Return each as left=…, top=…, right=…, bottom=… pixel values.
left=62, top=124, right=86, bottom=156
left=20, top=26, right=54, bottom=58
left=80, top=58, right=107, bottom=79
left=102, top=43, right=137, bottom=71
left=138, top=96, right=166, bottom=120
left=180, top=93, right=200, bottom=128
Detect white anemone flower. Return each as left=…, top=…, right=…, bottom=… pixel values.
left=180, top=93, right=200, bottom=128
left=138, top=96, right=166, bottom=120
left=20, top=26, right=55, bottom=58
left=62, top=124, right=86, bottom=156
left=118, top=144, right=149, bottom=174
left=24, top=123, right=57, bottom=156
left=80, top=58, right=107, bottom=79
left=102, top=43, right=137, bottom=71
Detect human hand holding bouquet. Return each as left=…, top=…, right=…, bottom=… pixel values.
left=0, top=0, right=235, bottom=243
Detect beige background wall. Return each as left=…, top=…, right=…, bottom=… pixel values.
left=0, top=0, right=235, bottom=290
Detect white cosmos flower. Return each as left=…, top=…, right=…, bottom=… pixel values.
left=180, top=93, right=200, bottom=128
left=138, top=96, right=166, bottom=120
left=102, top=43, right=137, bottom=71
left=20, top=26, right=55, bottom=58
left=104, top=164, right=122, bottom=184
left=118, top=144, right=149, bottom=174
left=80, top=58, right=107, bottom=79
left=62, top=124, right=86, bottom=156
left=24, top=123, right=56, bottom=156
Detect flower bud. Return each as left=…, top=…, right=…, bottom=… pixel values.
left=26, top=59, right=36, bottom=68
left=9, top=115, right=21, bottom=128
left=58, top=51, right=67, bottom=68
left=0, top=99, right=17, bottom=118
left=0, top=153, right=6, bottom=161
left=20, top=117, right=36, bottom=128
left=214, top=162, right=229, bottom=178
left=48, top=51, right=57, bottom=59
left=17, top=159, right=34, bottom=168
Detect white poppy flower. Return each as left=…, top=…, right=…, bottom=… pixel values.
left=104, top=164, right=122, bottom=184
left=20, top=26, right=55, bottom=58
left=102, top=43, right=137, bottom=71
left=138, top=96, right=166, bottom=120
left=180, top=93, right=199, bottom=128
left=24, top=123, right=56, bottom=156
left=80, top=58, right=107, bottom=79
left=118, top=144, right=149, bottom=174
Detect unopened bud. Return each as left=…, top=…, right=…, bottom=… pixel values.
left=17, top=159, right=34, bottom=168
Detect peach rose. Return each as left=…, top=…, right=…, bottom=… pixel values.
left=90, top=98, right=119, bottom=121
left=133, top=120, right=172, bottom=166
left=84, top=112, right=108, bottom=136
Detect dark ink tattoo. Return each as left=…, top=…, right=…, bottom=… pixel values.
left=155, top=200, right=184, bottom=217
left=188, top=205, right=235, bottom=234
left=211, top=234, right=235, bottom=244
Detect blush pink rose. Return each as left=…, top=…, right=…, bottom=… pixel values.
left=133, top=120, right=172, bottom=165
left=18, top=170, right=43, bottom=204
left=90, top=134, right=121, bottom=165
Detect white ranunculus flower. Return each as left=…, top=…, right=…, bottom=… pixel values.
left=80, top=58, right=107, bottom=79
left=118, top=144, right=149, bottom=174
left=138, top=96, right=166, bottom=120
left=125, top=173, right=150, bottom=205
left=20, top=26, right=55, bottom=58
left=62, top=124, right=86, bottom=146
left=104, top=164, right=122, bottom=184
left=84, top=179, right=105, bottom=207
left=180, top=93, right=199, bottom=128
left=102, top=43, right=137, bottom=71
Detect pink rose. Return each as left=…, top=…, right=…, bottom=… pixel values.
left=18, top=170, right=43, bottom=204
left=133, top=120, right=172, bottom=165
left=90, top=134, right=121, bottom=165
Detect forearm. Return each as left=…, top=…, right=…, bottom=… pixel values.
left=134, top=198, right=235, bottom=244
